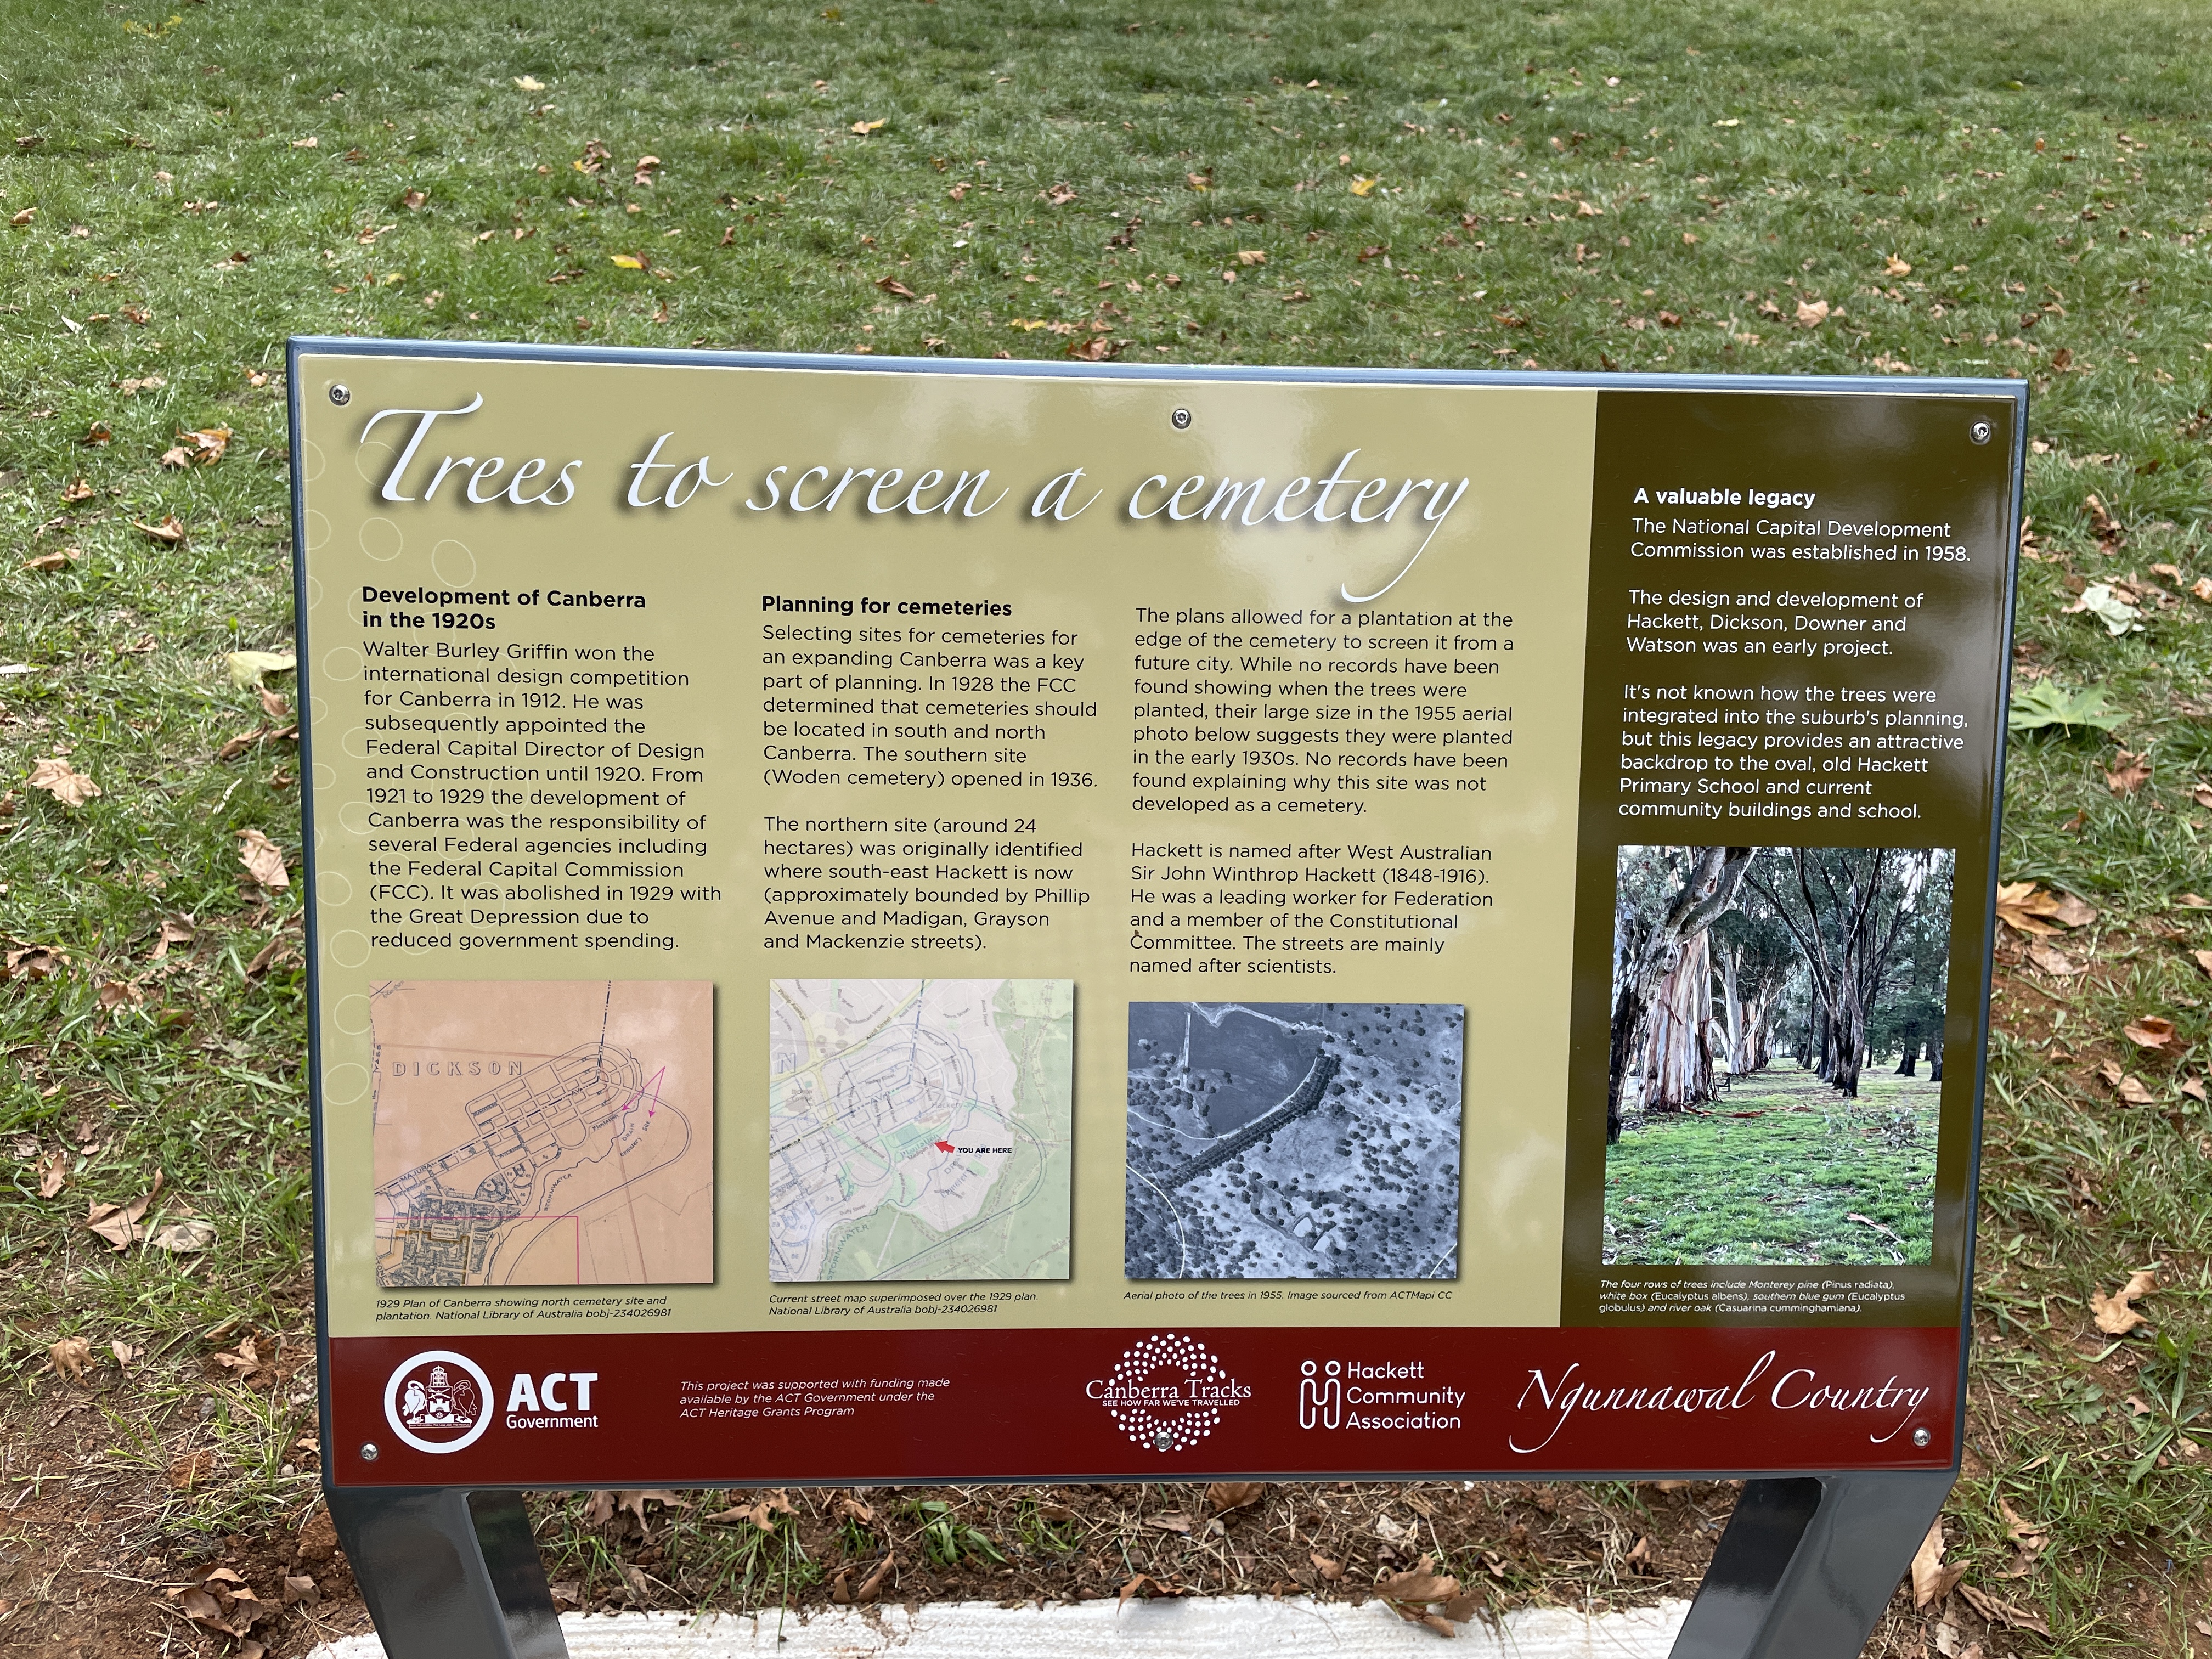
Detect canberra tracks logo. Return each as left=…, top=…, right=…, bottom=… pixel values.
left=1087, top=1333, right=1251, bottom=1453
left=383, top=1350, right=493, bottom=1454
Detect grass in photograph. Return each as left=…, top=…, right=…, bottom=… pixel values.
left=5, top=0, right=2212, bottom=1652
left=1605, top=1064, right=1939, bottom=1266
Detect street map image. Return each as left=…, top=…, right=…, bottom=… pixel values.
left=768, top=979, right=1074, bottom=1282
left=370, top=979, right=715, bottom=1287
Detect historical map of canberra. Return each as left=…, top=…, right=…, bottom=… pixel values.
left=768, top=979, right=1074, bottom=1281
left=370, top=980, right=715, bottom=1287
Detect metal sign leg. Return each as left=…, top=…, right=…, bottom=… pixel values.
left=1669, top=1471, right=1955, bottom=1659
left=327, top=1487, right=566, bottom=1659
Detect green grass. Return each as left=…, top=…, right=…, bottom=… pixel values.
left=6, top=0, right=2212, bottom=1650
left=1606, top=1063, right=1940, bottom=1266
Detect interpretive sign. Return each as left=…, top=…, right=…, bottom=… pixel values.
left=294, top=343, right=2019, bottom=1496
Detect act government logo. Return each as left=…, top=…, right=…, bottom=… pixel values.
left=1087, top=1333, right=1251, bottom=1453
left=383, top=1350, right=494, bottom=1454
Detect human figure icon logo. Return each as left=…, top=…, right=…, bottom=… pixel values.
left=1299, top=1359, right=1342, bottom=1431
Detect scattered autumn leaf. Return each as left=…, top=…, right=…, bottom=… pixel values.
left=6, top=944, right=69, bottom=981
left=2027, top=941, right=2083, bottom=976
left=1795, top=298, right=1831, bottom=326
left=2092, top=1268, right=2158, bottom=1335
left=1041, top=182, right=1077, bottom=205
left=2106, top=750, right=2152, bottom=795
left=37, top=1148, right=67, bottom=1197
left=111, top=1339, right=140, bottom=1368
left=1349, top=176, right=1378, bottom=196
left=61, top=478, right=94, bottom=503
left=849, top=119, right=885, bottom=135
left=1206, top=1481, right=1266, bottom=1514
left=149, top=1216, right=217, bottom=1252
left=133, top=515, right=185, bottom=544
left=225, top=649, right=295, bottom=688
left=167, top=1450, right=217, bottom=1491
left=610, top=253, right=647, bottom=270
left=151, top=915, right=195, bottom=962
left=27, top=756, right=101, bottom=807
left=236, top=827, right=290, bottom=888
left=2124, top=1015, right=2179, bottom=1052
left=22, top=546, right=80, bottom=573
left=1995, top=882, right=2096, bottom=936
left=1910, top=1518, right=1965, bottom=1607
left=1310, top=1550, right=1345, bottom=1582
left=86, top=1171, right=161, bottom=1250
left=49, top=1334, right=92, bottom=1383
left=1235, top=248, right=1266, bottom=266
left=876, top=276, right=918, bottom=301
left=1885, top=254, right=1913, bottom=275
left=282, top=1575, right=319, bottom=1606
left=1958, top=1582, right=2050, bottom=1635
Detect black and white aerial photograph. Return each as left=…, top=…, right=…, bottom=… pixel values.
left=1122, top=1002, right=1465, bottom=1280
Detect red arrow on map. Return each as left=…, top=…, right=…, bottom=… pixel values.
left=934, top=1140, right=956, bottom=1153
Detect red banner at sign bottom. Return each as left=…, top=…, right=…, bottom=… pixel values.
left=328, top=1325, right=1960, bottom=1486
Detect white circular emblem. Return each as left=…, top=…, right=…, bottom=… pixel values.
left=382, top=1350, right=494, bottom=1454
left=1101, top=1332, right=1230, bottom=1453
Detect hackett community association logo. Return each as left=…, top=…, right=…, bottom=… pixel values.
left=383, top=1350, right=493, bottom=1454
left=1087, top=1333, right=1251, bottom=1452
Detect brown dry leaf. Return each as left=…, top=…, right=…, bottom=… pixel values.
left=7, top=944, right=69, bottom=980
left=835, top=1494, right=874, bottom=1524
left=176, top=426, right=232, bottom=464
left=133, top=515, right=185, bottom=544
left=2027, top=941, right=2083, bottom=977
left=210, top=1335, right=260, bottom=1374
left=282, top=1575, right=318, bottom=1606
left=2192, top=949, right=2212, bottom=979
left=2098, top=1057, right=2124, bottom=1087
left=1885, top=254, right=1914, bottom=275
left=217, top=729, right=263, bottom=762
left=1145, top=1512, right=1194, bottom=1534
left=117, top=374, right=165, bottom=395
left=37, top=1149, right=67, bottom=1198
left=1065, top=335, right=1120, bottom=362
left=60, top=478, right=94, bottom=503
left=49, top=1334, right=92, bottom=1383
left=849, top=120, right=885, bottom=136
left=2185, top=1077, right=2208, bottom=1103
left=1310, top=1550, right=1345, bottom=1582
left=149, top=1217, right=217, bottom=1252
left=1377, top=1559, right=1460, bottom=1604
left=1235, top=248, right=1266, bottom=266
left=2116, top=1074, right=2156, bottom=1105
left=97, top=979, right=143, bottom=1010
left=27, top=756, right=101, bottom=807
left=876, top=275, right=918, bottom=301
left=236, top=827, right=290, bottom=888
left=584, top=1490, right=617, bottom=1525
left=1041, top=182, right=1077, bottom=205
left=1957, top=1583, right=2050, bottom=1636
left=2124, top=1015, right=2179, bottom=1052
left=2085, top=492, right=2123, bottom=546
left=1910, top=1519, right=1965, bottom=1607
left=86, top=1170, right=161, bottom=1250
left=1206, top=1480, right=1267, bottom=1514
left=1118, top=1573, right=1187, bottom=1604
left=110, top=1340, right=140, bottom=1368
left=174, top=1586, right=223, bottom=1621
left=158, top=443, right=193, bottom=469
left=257, top=685, right=290, bottom=720
left=167, top=1449, right=217, bottom=1491
left=22, top=546, right=80, bottom=573
left=2106, top=751, right=2153, bottom=795
left=1795, top=297, right=1830, bottom=326
left=1995, top=882, right=2095, bottom=935
left=2092, top=1268, right=2158, bottom=1334
left=151, top=914, right=195, bottom=962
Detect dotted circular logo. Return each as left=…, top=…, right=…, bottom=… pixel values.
left=1097, top=1332, right=1235, bottom=1453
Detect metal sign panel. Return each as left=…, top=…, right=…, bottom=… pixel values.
left=291, top=341, right=2020, bottom=1486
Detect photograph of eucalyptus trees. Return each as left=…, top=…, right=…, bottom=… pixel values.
left=1602, top=845, right=1953, bottom=1267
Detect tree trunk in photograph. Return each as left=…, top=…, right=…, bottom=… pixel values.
left=1644, top=930, right=1716, bottom=1111
left=1895, top=1032, right=1918, bottom=1077
left=1929, top=1035, right=1944, bottom=1082
left=1605, top=845, right=1755, bottom=1143
left=1718, top=942, right=1744, bottom=1073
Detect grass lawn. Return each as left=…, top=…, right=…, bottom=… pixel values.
left=6, top=0, right=2212, bottom=1651
left=1606, top=1064, right=1940, bottom=1267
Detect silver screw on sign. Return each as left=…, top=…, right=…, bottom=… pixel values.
left=1153, top=1427, right=1175, bottom=1451
left=1171, top=408, right=1192, bottom=430
left=1911, top=1427, right=1932, bottom=1448
left=1967, top=419, right=1991, bottom=445
left=360, top=1442, right=380, bottom=1462
left=330, top=384, right=352, bottom=407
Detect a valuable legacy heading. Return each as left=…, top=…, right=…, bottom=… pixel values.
left=353, top=393, right=1474, bottom=602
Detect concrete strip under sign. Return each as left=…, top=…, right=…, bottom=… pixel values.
left=312, top=1594, right=1690, bottom=1658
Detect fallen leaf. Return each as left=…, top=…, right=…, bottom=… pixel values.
left=2183, top=1077, right=2207, bottom=1102
left=1041, top=182, right=1077, bottom=205
left=110, top=1339, right=140, bottom=1368
left=9, top=207, right=33, bottom=227
left=290, top=136, right=319, bottom=149
left=400, top=188, right=427, bottom=210
left=210, top=1335, right=261, bottom=1374
left=116, top=374, right=165, bottom=394
left=1995, top=882, right=2096, bottom=936
left=514, top=75, right=546, bottom=91
left=282, top=1575, right=318, bottom=1607
left=1349, top=176, right=1377, bottom=196
left=22, top=546, right=80, bottom=573
left=27, top=756, right=101, bottom=808
left=849, top=119, right=885, bottom=135
left=2066, top=583, right=2143, bottom=635
left=610, top=253, right=647, bottom=269
left=97, top=980, right=143, bottom=1011
left=149, top=1217, right=217, bottom=1252
left=133, top=515, right=186, bottom=545
left=60, top=478, right=94, bottom=503
left=1910, top=1518, right=1964, bottom=1607
left=1957, top=1583, right=2050, bottom=1635
left=876, top=276, right=918, bottom=301
left=38, top=1149, right=68, bottom=1197
left=175, top=1585, right=223, bottom=1620
left=86, top=1171, right=161, bottom=1249
left=1206, top=1481, right=1266, bottom=1514
left=151, top=915, right=195, bottom=962
left=2106, top=751, right=2152, bottom=795
left=2092, top=1268, right=2157, bottom=1334
left=1235, top=249, right=1266, bottom=266
left=236, top=827, right=290, bottom=889
left=2116, top=1074, right=2156, bottom=1105
left=49, top=1334, right=92, bottom=1383
left=225, top=650, right=295, bottom=689
left=82, top=421, right=112, bottom=446
left=1118, top=1573, right=1187, bottom=1603
left=1146, top=1513, right=1194, bottom=1533
left=1886, top=254, right=1914, bottom=275
left=258, top=685, right=289, bottom=720
left=6, top=944, right=68, bottom=981
left=172, top=425, right=232, bottom=465
left=2027, top=942, right=2083, bottom=976
left=1310, top=1550, right=1344, bottom=1582
left=632, top=155, right=661, bottom=186
left=1796, top=298, right=1831, bottom=326
left=1375, top=1511, right=1413, bottom=1542
left=2124, top=1015, right=2179, bottom=1052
